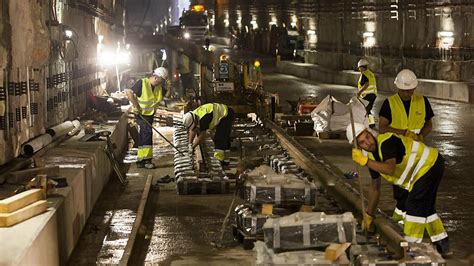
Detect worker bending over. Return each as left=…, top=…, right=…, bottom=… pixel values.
left=379, top=69, right=435, bottom=223
left=356, top=59, right=377, bottom=127
left=182, top=103, right=234, bottom=165
left=346, top=123, right=451, bottom=258
left=126, top=67, right=171, bottom=169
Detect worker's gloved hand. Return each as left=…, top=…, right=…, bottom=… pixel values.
left=362, top=212, right=375, bottom=232
left=352, top=148, right=368, bottom=166
left=188, top=144, right=195, bottom=155
left=132, top=105, right=141, bottom=115
left=404, top=130, right=418, bottom=140
left=416, top=134, right=424, bottom=142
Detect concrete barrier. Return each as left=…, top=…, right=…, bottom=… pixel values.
left=277, top=60, right=474, bottom=103
left=0, top=113, right=128, bottom=265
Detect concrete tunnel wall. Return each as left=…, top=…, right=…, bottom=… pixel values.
left=0, top=0, right=126, bottom=166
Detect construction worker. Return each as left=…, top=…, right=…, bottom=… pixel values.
left=126, top=67, right=170, bottom=169
left=177, top=48, right=193, bottom=98
left=356, top=59, right=377, bottom=128
left=182, top=103, right=234, bottom=165
left=346, top=123, right=452, bottom=258
left=379, top=69, right=435, bottom=224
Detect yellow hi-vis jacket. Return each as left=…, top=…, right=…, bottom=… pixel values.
left=193, top=103, right=228, bottom=130
left=368, top=133, right=438, bottom=192
left=388, top=93, right=426, bottom=134
left=358, top=69, right=377, bottom=97
left=137, top=78, right=163, bottom=116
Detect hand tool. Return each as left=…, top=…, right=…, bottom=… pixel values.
left=137, top=113, right=186, bottom=156
left=349, top=103, right=369, bottom=240
left=97, top=130, right=128, bottom=185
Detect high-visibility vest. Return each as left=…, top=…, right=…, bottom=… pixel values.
left=388, top=93, right=426, bottom=134
left=368, top=133, right=438, bottom=191
left=193, top=103, right=228, bottom=130
left=137, top=78, right=163, bottom=116
left=358, top=69, right=377, bottom=97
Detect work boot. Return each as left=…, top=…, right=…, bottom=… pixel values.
left=434, top=237, right=453, bottom=259
left=137, top=160, right=156, bottom=169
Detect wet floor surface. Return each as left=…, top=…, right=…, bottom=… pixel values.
left=135, top=184, right=255, bottom=266
left=263, top=70, right=474, bottom=260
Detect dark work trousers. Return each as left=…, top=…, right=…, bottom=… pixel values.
left=180, top=72, right=194, bottom=96
left=393, top=184, right=408, bottom=212
left=406, top=155, right=444, bottom=217
left=363, top=93, right=377, bottom=115
left=213, top=108, right=235, bottom=151
left=136, top=114, right=154, bottom=163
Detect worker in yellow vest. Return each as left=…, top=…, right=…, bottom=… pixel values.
left=379, top=69, right=435, bottom=224
left=178, top=48, right=193, bottom=98
left=126, top=67, right=171, bottom=169
left=346, top=123, right=452, bottom=258
left=357, top=59, right=377, bottom=127
left=182, top=103, right=234, bottom=165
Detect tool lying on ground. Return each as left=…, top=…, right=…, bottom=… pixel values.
left=98, top=131, right=128, bottom=185
left=137, top=113, right=186, bottom=156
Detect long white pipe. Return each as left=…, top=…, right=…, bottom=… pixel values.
left=20, top=134, right=53, bottom=156
left=68, top=120, right=81, bottom=136
left=46, top=120, right=74, bottom=138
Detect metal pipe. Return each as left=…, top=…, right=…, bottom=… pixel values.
left=20, top=133, right=53, bottom=156
left=46, top=120, right=74, bottom=138
left=68, top=120, right=81, bottom=136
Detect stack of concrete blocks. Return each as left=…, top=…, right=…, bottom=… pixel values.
left=173, top=124, right=230, bottom=195
left=252, top=212, right=356, bottom=265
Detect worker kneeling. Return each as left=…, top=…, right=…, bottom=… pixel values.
left=346, top=123, right=452, bottom=258
left=183, top=103, right=234, bottom=165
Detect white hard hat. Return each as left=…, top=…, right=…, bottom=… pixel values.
left=394, top=69, right=418, bottom=90
left=153, top=67, right=168, bottom=79
left=182, top=112, right=196, bottom=129
left=346, top=123, right=367, bottom=144
left=357, top=59, right=369, bottom=68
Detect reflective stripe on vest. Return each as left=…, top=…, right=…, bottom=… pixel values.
left=137, top=78, right=163, bottom=116
left=193, top=103, right=228, bottom=130
left=358, top=69, right=377, bottom=97
left=388, top=93, right=425, bottom=134
left=367, top=133, right=438, bottom=191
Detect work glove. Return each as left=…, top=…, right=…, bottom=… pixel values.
left=132, top=105, right=141, bottom=115
left=416, top=134, right=424, bottom=142
left=362, top=212, right=375, bottom=232
left=188, top=144, right=195, bottom=155
left=404, top=130, right=418, bottom=140
left=352, top=148, right=368, bottom=166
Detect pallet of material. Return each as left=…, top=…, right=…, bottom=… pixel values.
left=234, top=204, right=281, bottom=237
left=176, top=177, right=231, bottom=195
left=254, top=241, right=350, bottom=265
left=263, top=212, right=356, bottom=252
left=240, top=165, right=317, bottom=206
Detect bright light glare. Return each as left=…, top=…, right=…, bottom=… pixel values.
left=65, top=30, right=73, bottom=38
left=363, top=31, right=374, bottom=37
left=363, top=36, right=376, bottom=48
left=183, top=32, right=190, bottom=39
left=98, top=50, right=131, bottom=66
left=438, top=31, right=454, bottom=37
left=307, top=30, right=316, bottom=35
